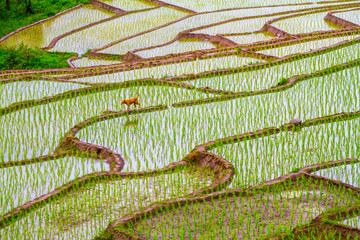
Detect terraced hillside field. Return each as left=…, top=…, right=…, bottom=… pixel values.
left=1, top=0, right=360, bottom=239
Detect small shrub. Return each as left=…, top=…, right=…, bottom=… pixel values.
left=276, top=77, right=288, bottom=86
left=290, top=167, right=300, bottom=173
left=0, top=44, right=76, bottom=70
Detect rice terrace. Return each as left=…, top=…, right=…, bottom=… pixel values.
left=1, top=0, right=360, bottom=239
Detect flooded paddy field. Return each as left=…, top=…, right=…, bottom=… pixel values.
left=1, top=0, right=360, bottom=239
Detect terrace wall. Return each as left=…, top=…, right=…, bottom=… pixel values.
left=0, top=101, right=237, bottom=229
left=2, top=2, right=360, bottom=239
left=42, top=14, right=126, bottom=51
left=0, top=5, right=83, bottom=45
left=90, top=0, right=126, bottom=14
left=107, top=169, right=360, bottom=239
left=100, top=110, right=360, bottom=239
left=260, top=23, right=288, bottom=37
left=2, top=25, right=359, bottom=80
left=324, top=11, right=360, bottom=28
left=175, top=32, right=238, bottom=47
left=142, top=0, right=196, bottom=13
left=267, top=194, right=360, bottom=239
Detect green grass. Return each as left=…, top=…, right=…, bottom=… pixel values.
left=0, top=45, right=76, bottom=70
left=0, top=0, right=90, bottom=39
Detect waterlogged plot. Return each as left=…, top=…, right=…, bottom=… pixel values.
left=133, top=180, right=358, bottom=239
left=194, top=16, right=276, bottom=35
left=226, top=33, right=273, bottom=45
left=156, top=0, right=314, bottom=12
left=187, top=43, right=360, bottom=92
left=0, top=168, right=213, bottom=239
left=136, top=40, right=216, bottom=58
left=0, top=155, right=108, bottom=215
left=341, top=215, right=360, bottom=229
left=259, top=35, right=359, bottom=57
left=100, top=0, right=157, bottom=11
left=272, top=12, right=338, bottom=34
left=71, top=57, right=121, bottom=67
left=313, top=163, right=360, bottom=188
left=0, top=5, right=114, bottom=49
left=0, top=85, right=210, bottom=162
left=0, top=81, right=85, bottom=108
left=51, top=7, right=187, bottom=54
left=192, top=4, right=329, bottom=35
left=75, top=55, right=258, bottom=84
left=211, top=118, right=360, bottom=189
left=334, top=9, right=360, bottom=25
left=98, top=4, right=313, bottom=54
left=77, top=66, right=360, bottom=172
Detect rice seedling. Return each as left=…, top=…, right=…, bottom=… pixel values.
left=313, top=162, right=360, bottom=188
left=259, top=34, right=360, bottom=57
left=0, top=166, right=213, bottom=239
left=148, top=0, right=315, bottom=12
left=1, top=1, right=360, bottom=239
left=72, top=57, right=122, bottom=67
left=0, top=154, right=108, bottom=215
left=98, top=4, right=314, bottom=55
left=334, top=9, right=360, bottom=25
left=272, top=11, right=339, bottom=34
left=187, top=42, right=360, bottom=92
left=0, top=5, right=114, bottom=49
left=0, top=85, right=211, bottom=162
left=0, top=81, right=86, bottom=108
left=194, top=17, right=276, bottom=35
left=191, top=4, right=352, bottom=36
left=226, top=33, right=273, bottom=45
left=341, top=215, right=360, bottom=228
left=77, top=65, right=360, bottom=172
left=74, top=55, right=258, bottom=84
left=211, top=117, right=360, bottom=189
left=136, top=40, right=216, bottom=59
left=99, top=0, right=157, bottom=11
left=132, top=176, right=359, bottom=239
left=50, top=7, right=187, bottom=54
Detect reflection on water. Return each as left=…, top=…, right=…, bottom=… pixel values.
left=101, top=0, right=156, bottom=11
left=0, top=5, right=113, bottom=49
left=341, top=216, right=360, bottom=229
left=0, top=24, right=45, bottom=49
left=124, top=116, right=139, bottom=127
left=313, top=162, right=360, bottom=188
left=0, top=155, right=109, bottom=215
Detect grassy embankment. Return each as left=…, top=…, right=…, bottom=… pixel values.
left=0, top=0, right=89, bottom=70
left=0, top=45, right=76, bottom=70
